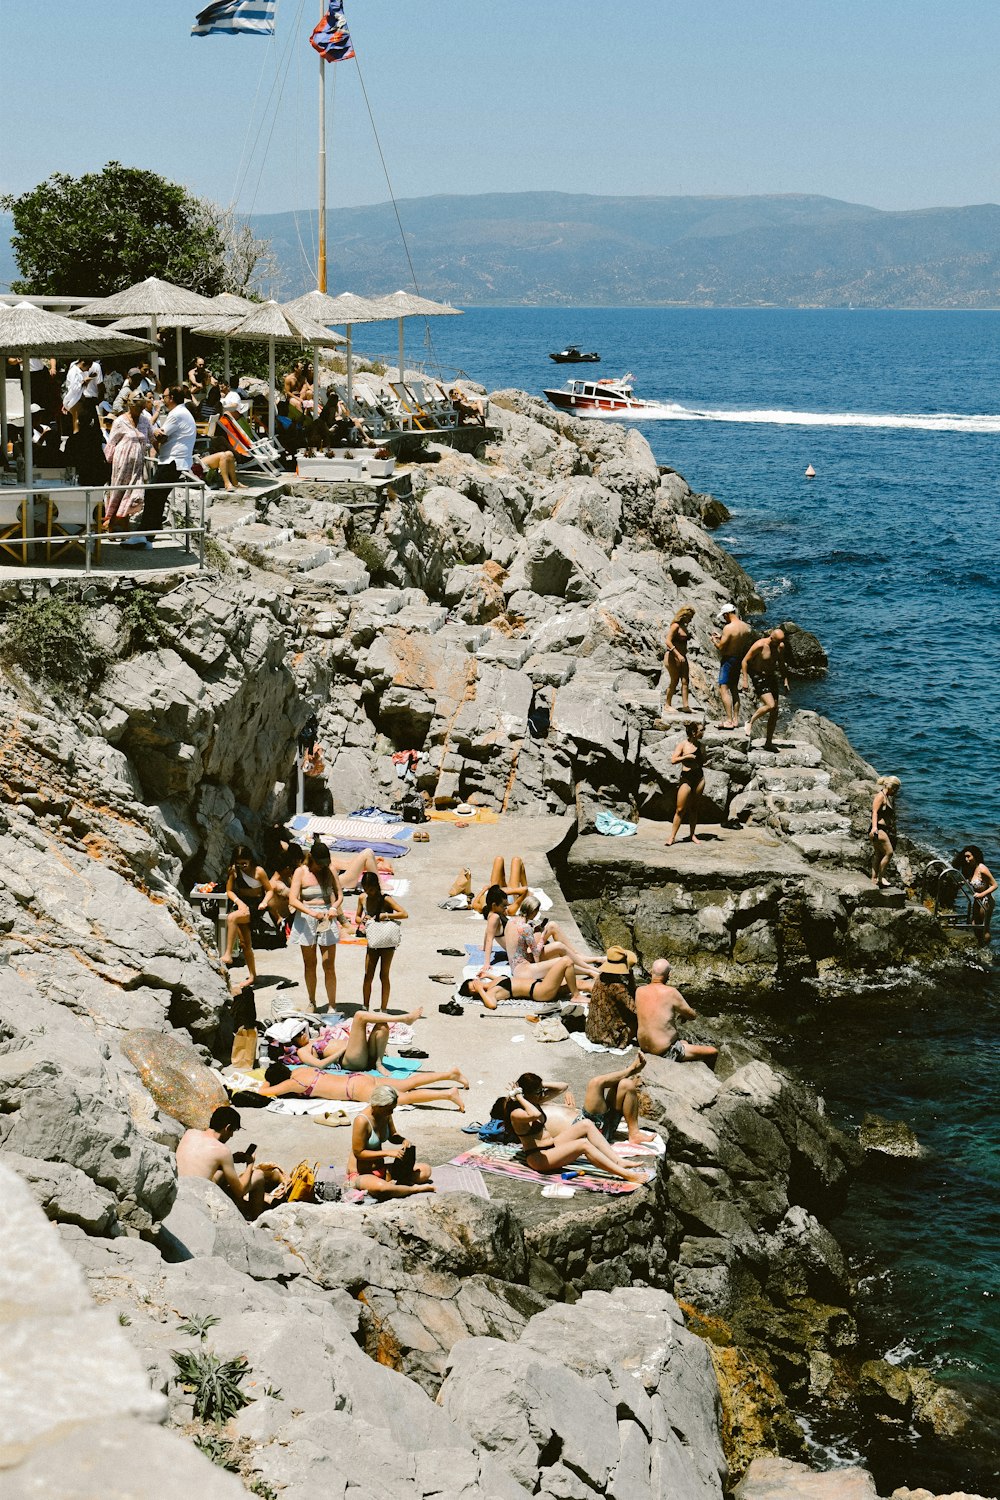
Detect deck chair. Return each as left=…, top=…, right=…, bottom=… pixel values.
left=45, top=490, right=103, bottom=564
left=218, top=413, right=285, bottom=479
left=333, top=382, right=389, bottom=440
left=408, top=380, right=460, bottom=428
left=387, top=381, right=434, bottom=431
left=194, top=413, right=218, bottom=453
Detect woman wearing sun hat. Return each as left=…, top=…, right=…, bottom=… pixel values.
left=585, top=946, right=639, bottom=1049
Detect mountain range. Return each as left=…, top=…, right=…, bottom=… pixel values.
left=3, top=193, right=999, bottom=307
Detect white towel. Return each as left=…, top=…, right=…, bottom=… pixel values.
left=569, top=1032, right=632, bottom=1056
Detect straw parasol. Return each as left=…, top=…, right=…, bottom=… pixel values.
left=0, top=301, right=150, bottom=489
left=369, top=289, right=463, bottom=383
left=204, top=300, right=345, bottom=437
left=280, top=289, right=391, bottom=410
left=107, top=310, right=225, bottom=384
left=208, top=293, right=257, bottom=382
left=74, top=276, right=220, bottom=383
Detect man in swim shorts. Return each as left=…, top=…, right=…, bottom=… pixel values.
left=741, top=628, right=790, bottom=751
left=712, top=603, right=753, bottom=730
left=176, top=1105, right=287, bottom=1220
left=635, top=960, right=718, bottom=1067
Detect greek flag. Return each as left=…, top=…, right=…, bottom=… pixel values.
left=192, top=1, right=276, bottom=37
left=310, top=4, right=355, bottom=61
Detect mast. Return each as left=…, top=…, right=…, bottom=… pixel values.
left=317, top=3, right=327, bottom=293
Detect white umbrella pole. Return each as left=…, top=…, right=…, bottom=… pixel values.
left=223, top=336, right=231, bottom=384
left=346, top=324, right=353, bottom=407
left=398, top=318, right=404, bottom=383
left=22, top=360, right=33, bottom=491
left=175, top=326, right=184, bottom=384
left=268, top=336, right=276, bottom=439
left=0, top=368, right=7, bottom=471
left=150, top=314, right=159, bottom=383
left=313, top=341, right=321, bottom=417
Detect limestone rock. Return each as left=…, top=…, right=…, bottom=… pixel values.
left=858, top=1112, right=925, bottom=1158
left=734, top=1457, right=878, bottom=1497
left=158, top=1177, right=302, bottom=1280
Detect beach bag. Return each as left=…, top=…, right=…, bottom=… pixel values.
left=230, top=1027, right=258, bottom=1070
left=285, top=1160, right=317, bottom=1203
left=364, top=918, right=401, bottom=951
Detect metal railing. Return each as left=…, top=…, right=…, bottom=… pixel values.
left=0, top=480, right=208, bottom=572
left=919, top=858, right=976, bottom=926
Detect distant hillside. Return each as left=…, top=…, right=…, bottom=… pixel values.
left=248, top=193, right=1000, bottom=308
left=4, top=195, right=999, bottom=307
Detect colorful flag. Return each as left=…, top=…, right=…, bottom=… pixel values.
left=310, top=4, right=355, bottom=62
left=192, top=1, right=276, bottom=37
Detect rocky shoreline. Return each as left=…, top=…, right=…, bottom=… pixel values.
left=0, top=387, right=992, bottom=1499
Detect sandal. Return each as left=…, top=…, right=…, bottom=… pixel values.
left=438, top=1000, right=464, bottom=1017
left=398, top=1047, right=429, bottom=1059
left=429, top=973, right=456, bottom=984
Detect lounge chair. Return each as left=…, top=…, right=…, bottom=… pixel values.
left=44, top=490, right=104, bottom=564
left=217, top=413, right=285, bottom=480
left=407, top=380, right=460, bottom=428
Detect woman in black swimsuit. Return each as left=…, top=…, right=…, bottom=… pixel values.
left=499, top=1073, right=650, bottom=1189
left=870, top=775, right=901, bottom=887
left=221, top=845, right=270, bottom=979
left=666, top=722, right=706, bottom=847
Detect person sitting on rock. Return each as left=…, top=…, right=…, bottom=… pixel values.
left=635, top=960, right=718, bottom=1067
left=176, top=1105, right=286, bottom=1220
left=741, top=628, right=790, bottom=751
left=505, top=902, right=583, bottom=996
left=477, top=884, right=513, bottom=978
left=585, top=947, right=639, bottom=1049
left=347, top=1084, right=435, bottom=1197
left=515, top=894, right=601, bottom=985
left=525, top=1058, right=656, bottom=1147
left=498, top=1074, right=651, bottom=1190
left=259, top=1061, right=468, bottom=1110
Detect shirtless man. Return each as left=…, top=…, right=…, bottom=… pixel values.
left=635, top=960, right=718, bottom=1067
left=176, top=1105, right=287, bottom=1219
left=711, top=604, right=753, bottom=730
left=741, top=628, right=790, bottom=751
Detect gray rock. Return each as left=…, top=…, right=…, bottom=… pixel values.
left=734, top=1457, right=878, bottom=1498
left=158, top=1177, right=301, bottom=1280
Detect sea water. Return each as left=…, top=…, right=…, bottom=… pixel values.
left=353, top=308, right=999, bottom=1488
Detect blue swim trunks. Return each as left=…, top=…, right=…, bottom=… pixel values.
left=718, top=656, right=742, bottom=688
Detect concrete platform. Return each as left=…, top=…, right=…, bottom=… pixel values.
left=219, top=813, right=613, bottom=1183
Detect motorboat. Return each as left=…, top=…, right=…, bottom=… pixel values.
left=549, top=345, right=601, bottom=363
left=544, top=373, right=652, bottom=416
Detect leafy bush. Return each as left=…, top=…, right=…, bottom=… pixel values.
left=204, top=536, right=234, bottom=575
left=0, top=595, right=108, bottom=693
left=349, top=532, right=387, bottom=581
left=177, top=1314, right=220, bottom=1339
left=120, top=589, right=166, bottom=655
left=171, top=1348, right=251, bottom=1423
left=193, top=1432, right=242, bottom=1471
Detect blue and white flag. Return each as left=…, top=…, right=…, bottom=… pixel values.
left=193, top=1, right=276, bottom=37
left=310, top=4, right=355, bottom=61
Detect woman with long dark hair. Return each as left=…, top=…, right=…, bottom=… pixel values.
left=498, top=1074, right=650, bottom=1189
left=357, top=870, right=409, bottom=1010
left=287, top=842, right=347, bottom=1012
left=220, top=845, right=270, bottom=980
left=958, top=845, right=996, bottom=945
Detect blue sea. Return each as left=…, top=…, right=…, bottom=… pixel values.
left=352, top=308, right=1000, bottom=1490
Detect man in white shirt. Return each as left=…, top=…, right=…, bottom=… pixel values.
left=127, top=384, right=197, bottom=548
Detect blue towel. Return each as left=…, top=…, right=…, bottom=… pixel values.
left=595, top=811, right=637, bottom=837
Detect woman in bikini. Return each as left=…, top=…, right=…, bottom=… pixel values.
left=347, top=1085, right=435, bottom=1197
left=449, top=856, right=529, bottom=914
left=958, top=845, right=996, bottom=944
left=499, top=1074, right=650, bottom=1190
left=357, top=870, right=409, bottom=1011
left=663, top=606, right=695, bottom=714
left=870, top=775, right=901, bottom=887
left=516, top=895, right=601, bottom=985
left=271, top=1008, right=426, bottom=1075
left=463, top=956, right=581, bottom=1011
left=477, top=885, right=512, bottom=980
left=221, top=845, right=271, bottom=978
left=666, top=722, right=706, bottom=847
left=287, top=842, right=348, bottom=1012
left=259, top=1062, right=465, bottom=1111
left=261, top=842, right=303, bottom=939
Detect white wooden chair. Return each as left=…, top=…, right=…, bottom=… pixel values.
left=45, top=490, right=103, bottom=564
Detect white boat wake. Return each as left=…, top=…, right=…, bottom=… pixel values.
left=588, top=400, right=1000, bottom=433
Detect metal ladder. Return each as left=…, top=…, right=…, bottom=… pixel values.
left=920, top=858, right=977, bottom=926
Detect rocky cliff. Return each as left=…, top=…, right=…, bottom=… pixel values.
left=0, top=387, right=989, bottom=1498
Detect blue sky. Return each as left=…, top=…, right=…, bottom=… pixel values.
left=2, top=0, right=998, bottom=214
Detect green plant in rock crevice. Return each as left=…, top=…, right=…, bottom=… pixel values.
left=0, top=595, right=108, bottom=693
left=119, top=588, right=167, bottom=655
left=177, top=1313, right=221, bottom=1339
left=171, top=1347, right=251, bottom=1423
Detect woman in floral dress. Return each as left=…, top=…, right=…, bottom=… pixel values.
left=103, top=392, right=153, bottom=535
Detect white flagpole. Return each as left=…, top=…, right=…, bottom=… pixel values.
left=317, top=4, right=327, bottom=294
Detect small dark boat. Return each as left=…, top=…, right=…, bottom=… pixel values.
left=549, top=345, right=601, bottom=364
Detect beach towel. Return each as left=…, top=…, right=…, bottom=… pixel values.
left=429, top=1164, right=490, bottom=1199
left=449, top=1143, right=646, bottom=1196
left=595, top=811, right=638, bottom=837
left=289, top=813, right=406, bottom=843
left=569, top=1032, right=633, bottom=1056
left=427, top=807, right=499, bottom=824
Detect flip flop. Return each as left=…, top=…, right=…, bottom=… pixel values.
left=429, top=973, right=455, bottom=984
left=437, top=948, right=465, bottom=957
left=461, top=1120, right=486, bottom=1134
left=398, top=1047, right=429, bottom=1059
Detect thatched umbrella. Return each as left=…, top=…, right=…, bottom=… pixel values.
left=207, top=293, right=257, bottom=383
left=203, top=300, right=345, bottom=437
left=0, top=301, right=149, bottom=489
left=107, top=310, right=225, bottom=384
left=369, top=289, right=463, bottom=384
left=74, top=277, right=219, bottom=383
left=282, top=289, right=392, bottom=410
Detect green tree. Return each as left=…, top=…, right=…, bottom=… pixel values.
left=1, top=162, right=271, bottom=298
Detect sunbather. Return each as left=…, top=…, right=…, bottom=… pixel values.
left=535, top=1059, right=656, bottom=1147
left=461, top=957, right=581, bottom=1010
left=348, top=1085, right=435, bottom=1197
left=498, top=1074, right=650, bottom=1189
left=516, top=895, right=601, bottom=982
left=259, top=1061, right=466, bottom=1110
left=327, top=846, right=396, bottom=889
left=267, top=1008, right=425, bottom=1075
left=449, top=856, right=529, bottom=914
